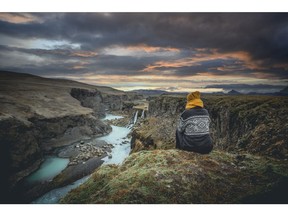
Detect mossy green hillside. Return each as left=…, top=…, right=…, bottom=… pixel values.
left=61, top=149, right=288, bottom=204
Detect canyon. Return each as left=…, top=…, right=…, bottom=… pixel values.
left=62, top=94, right=288, bottom=204
left=1, top=71, right=288, bottom=204
left=0, top=71, right=140, bottom=203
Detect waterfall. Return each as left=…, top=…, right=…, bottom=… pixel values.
left=126, top=110, right=141, bottom=128
left=133, top=110, right=138, bottom=124
left=141, top=110, right=145, bottom=118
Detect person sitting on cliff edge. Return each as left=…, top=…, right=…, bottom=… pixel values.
left=176, top=91, right=213, bottom=154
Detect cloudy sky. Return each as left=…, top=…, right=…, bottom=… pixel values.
left=0, top=13, right=288, bottom=93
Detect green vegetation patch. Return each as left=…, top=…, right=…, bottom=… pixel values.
left=61, top=149, right=288, bottom=204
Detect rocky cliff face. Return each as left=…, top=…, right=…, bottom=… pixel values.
left=102, top=92, right=144, bottom=111
left=135, top=95, right=288, bottom=159
left=130, top=95, right=184, bottom=152
left=0, top=71, right=137, bottom=202
left=102, top=94, right=124, bottom=111
left=0, top=113, right=109, bottom=202
left=28, top=114, right=111, bottom=151
left=70, top=88, right=143, bottom=116
left=205, top=95, right=288, bottom=158
left=0, top=115, right=42, bottom=196
left=70, top=88, right=105, bottom=118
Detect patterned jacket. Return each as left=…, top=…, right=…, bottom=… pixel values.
left=176, top=107, right=213, bottom=153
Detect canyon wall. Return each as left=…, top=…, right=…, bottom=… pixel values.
left=133, top=95, right=288, bottom=159
left=0, top=71, right=138, bottom=202
left=62, top=94, right=288, bottom=204
left=70, top=88, right=105, bottom=118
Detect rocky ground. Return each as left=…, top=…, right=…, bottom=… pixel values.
left=61, top=94, right=288, bottom=204
left=61, top=149, right=288, bottom=204
left=57, top=140, right=113, bottom=166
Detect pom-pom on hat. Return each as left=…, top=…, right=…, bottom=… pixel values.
left=185, top=91, right=204, bottom=109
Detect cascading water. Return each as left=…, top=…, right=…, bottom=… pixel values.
left=141, top=110, right=145, bottom=118
left=127, top=110, right=145, bottom=128
left=133, top=110, right=138, bottom=124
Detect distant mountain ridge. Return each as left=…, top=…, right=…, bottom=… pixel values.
left=130, top=89, right=169, bottom=96
left=227, top=89, right=242, bottom=95
left=246, top=86, right=288, bottom=96
left=130, top=89, right=191, bottom=97
left=131, top=86, right=288, bottom=97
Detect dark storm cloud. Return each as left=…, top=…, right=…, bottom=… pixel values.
left=0, top=43, right=182, bottom=76
left=0, top=63, right=81, bottom=76
left=1, top=12, right=288, bottom=88
left=0, top=17, right=61, bottom=40
left=0, top=56, right=152, bottom=77
left=1, top=13, right=288, bottom=65
left=0, top=45, right=80, bottom=58
left=93, top=55, right=155, bottom=72
left=142, top=57, right=285, bottom=78
left=150, top=59, right=245, bottom=76
left=0, top=45, right=155, bottom=76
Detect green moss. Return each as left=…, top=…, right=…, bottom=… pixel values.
left=61, top=95, right=288, bottom=204
left=61, top=149, right=288, bottom=204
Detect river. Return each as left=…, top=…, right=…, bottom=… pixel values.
left=31, top=113, right=132, bottom=204
left=26, top=157, right=69, bottom=185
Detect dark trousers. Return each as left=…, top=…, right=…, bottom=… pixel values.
left=175, top=130, right=213, bottom=154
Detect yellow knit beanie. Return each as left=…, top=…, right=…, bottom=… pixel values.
left=185, top=91, right=204, bottom=109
